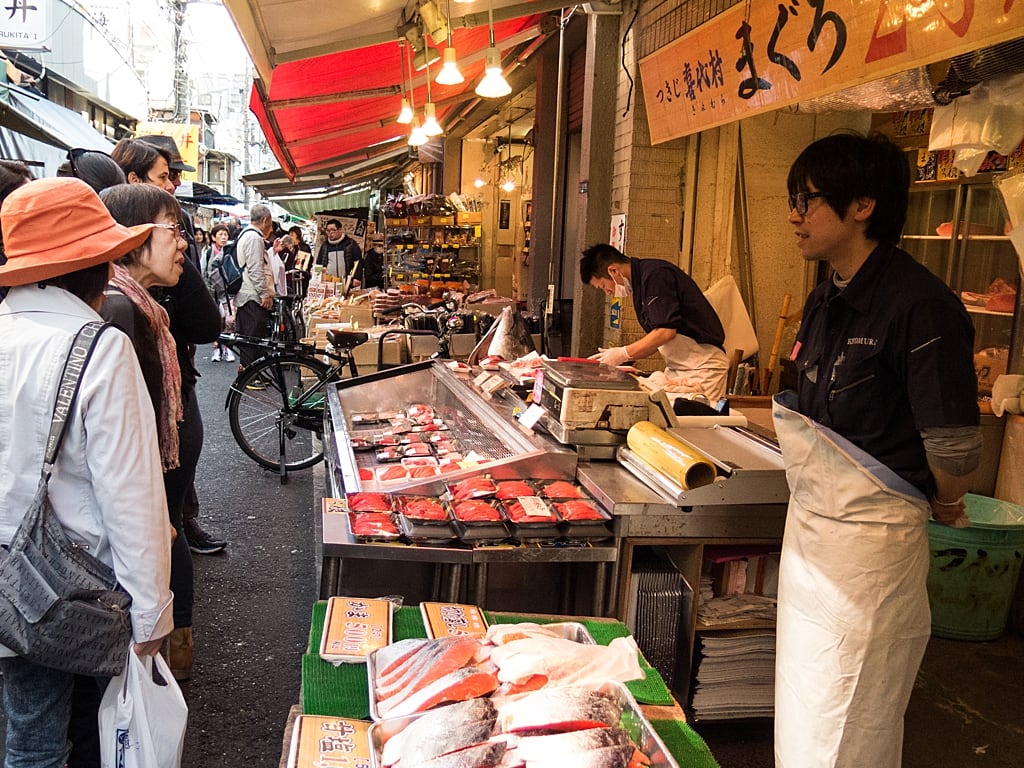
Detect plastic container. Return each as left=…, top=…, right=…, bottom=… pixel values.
left=926, top=494, right=1024, bottom=641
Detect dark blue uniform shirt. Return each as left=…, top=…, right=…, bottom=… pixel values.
left=630, top=258, right=725, bottom=350
left=793, top=244, right=979, bottom=494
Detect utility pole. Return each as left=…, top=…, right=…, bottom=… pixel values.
left=171, top=0, right=189, bottom=121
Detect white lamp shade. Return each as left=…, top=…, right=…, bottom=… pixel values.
left=408, top=121, right=428, bottom=146
left=475, top=47, right=511, bottom=98
left=435, top=47, right=464, bottom=85
left=397, top=98, right=413, bottom=124
left=422, top=103, right=444, bottom=136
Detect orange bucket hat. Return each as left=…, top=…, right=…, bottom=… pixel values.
left=0, top=177, right=154, bottom=287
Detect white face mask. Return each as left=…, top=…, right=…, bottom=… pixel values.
left=612, top=274, right=632, bottom=298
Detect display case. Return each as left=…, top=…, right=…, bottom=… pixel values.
left=902, top=175, right=1023, bottom=391
left=323, top=361, right=576, bottom=496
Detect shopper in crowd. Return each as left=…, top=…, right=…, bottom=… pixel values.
left=358, top=235, right=385, bottom=289
left=203, top=222, right=237, bottom=363
left=57, top=148, right=126, bottom=193
left=316, top=218, right=362, bottom=279
left=0, top=178, right=173, bottom=768
left=235, top=203, right=277, bottom=368
left=133, top=134, right=228, bottom=560
left=580, top=243, right=729, bottom=400
left=0, top=159, right=33, bottom=303
left=110, top=137, right=176, bottom=194
left=289, top=224, right=312, bottom=267
left=772, top=133, right=982, bottom=767
left=194, top=226, right=207, bottom=251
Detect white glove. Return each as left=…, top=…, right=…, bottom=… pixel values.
left=589, top=346, right=630, bottom=367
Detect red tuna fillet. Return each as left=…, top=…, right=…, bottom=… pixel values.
left=494, top=481, right=536, bottom=499
left=453, top=500, right=501, bottom=522
left=540, top=480, right=585, bottom=499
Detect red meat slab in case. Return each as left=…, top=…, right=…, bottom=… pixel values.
left=554, top=500, right=609, bottom=521
left=540, top=480, right=586, bottom=499
left=502, top=499, right=558, bottom=524
left=449, top=476, right=497, bottom=501
left=348, top=512, right=400, bottom=540
left=494, top=480, right=537, bottom=499
left=398, top=496, right=448, bottom=522
left=347, top=492, right=393, bottom=512
left=452, top=499, right=502, bottom=523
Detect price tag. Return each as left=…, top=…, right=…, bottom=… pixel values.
left=473, top=371, right=491, bottom=388
left=516, top=495, right=551, bottom=518
left=517, top=403, right=546, bottom=430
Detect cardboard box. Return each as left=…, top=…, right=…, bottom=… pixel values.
left=456, top=211, right=482, bottom=225
left=975, top=348, right=1009, bottom=395
left=350, top=327, right=409, bottom=372
left=431, top=215, right=455, bottom=226
left=385, top=217, right=408, bottom=226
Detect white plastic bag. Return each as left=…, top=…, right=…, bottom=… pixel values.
left=98, top=650, right=188, bottom=768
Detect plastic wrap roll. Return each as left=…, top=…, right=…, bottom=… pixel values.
left=625, top=421, right=717, bottom=490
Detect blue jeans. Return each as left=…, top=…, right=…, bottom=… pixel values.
left=0, top=656, right=84, bottom=768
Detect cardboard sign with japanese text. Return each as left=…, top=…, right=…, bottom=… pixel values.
left=640, top=0, right=1024, bottom=144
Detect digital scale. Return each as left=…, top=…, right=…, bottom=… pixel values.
left=534, top=360, right=676, bottom=459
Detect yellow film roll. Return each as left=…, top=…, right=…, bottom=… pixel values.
left=626, top=421, right=717, bottom=490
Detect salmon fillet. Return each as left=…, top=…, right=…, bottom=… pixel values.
left=381, top=666, right=500, bottom=718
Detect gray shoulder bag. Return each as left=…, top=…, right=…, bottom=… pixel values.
left=0, top=321, right=134, bottom=676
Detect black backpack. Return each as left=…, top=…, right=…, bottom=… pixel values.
left=218, top=239, right=244, bottom=296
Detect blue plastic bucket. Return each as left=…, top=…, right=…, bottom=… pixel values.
left=926, top=494, right=1024, bottom=641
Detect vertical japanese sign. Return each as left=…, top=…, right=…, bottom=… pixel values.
left=0, top=0, right=48, bottom=49
left=640, top=0, right=1024, bottom=144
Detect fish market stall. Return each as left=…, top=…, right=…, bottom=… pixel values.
left=281, top=601, right=721, bottom=768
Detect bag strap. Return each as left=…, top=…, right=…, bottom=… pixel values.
left=43, top=322, right=110, bottom=478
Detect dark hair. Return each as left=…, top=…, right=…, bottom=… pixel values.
left=0, top=161, right=33, bottom=260
left=787, top=132, right=910, bottom=245
left=288, top=226, right=304, bottom=241
left=57, top=149, right=126, bottom=193
left=110, top=138, right=172, bottom=183
left=99, top=183, right=180, bottom=267
left=194, top=227, right=207, bottom=243
left=580, top=243, right=629, bottom=284
left=39, top=263, right=111, bottom=305
left=209, top=223, right=231, bottom=239
left=325, top=218, right=342, bottom=229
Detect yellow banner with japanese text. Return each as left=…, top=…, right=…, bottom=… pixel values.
left=639, top=0, right=1024, bottom=144
left=136, top=122, right=201, bottom=181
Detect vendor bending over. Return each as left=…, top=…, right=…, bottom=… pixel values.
left=580, top=243, right=729, bottom=400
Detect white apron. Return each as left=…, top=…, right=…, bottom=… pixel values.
left=772, top=392, right=931, bottom=768
left=658, top=334, right=729, bottom=401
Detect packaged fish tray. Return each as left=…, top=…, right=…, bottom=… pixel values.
left=286, top=715, right=371, bottom=768
left=395, top=495, right=449, bottom=523
left=485, top=620, right=596, bottom=645
left=493, top=479, right=539, bottom=499
left=394, top=515, right=457, bottom=546
left=447, top=475, right=497, bottom=501
left=346, top=491, right=394, bottom=513
left=538, top=479, right=588, bottom=500
left=451, top=519, right=510, bottom=546
left=552, top=499, right=613, bottom=542
left=499, top=498, right=563, bottom=543
left=374, top=465, right=411, bottom=484
left=347, top=512, right=401, bottom=543
left=449, top=498, right=503, bottom=525
left=319, top=596, right=394, bottom=665
left=367, top=680, right=679, bottom=768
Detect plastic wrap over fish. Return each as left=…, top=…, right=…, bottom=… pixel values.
left=467, top=306, right=537, bottom=366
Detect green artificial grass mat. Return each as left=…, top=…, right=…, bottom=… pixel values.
left=649, top=718, right=720, bottom=768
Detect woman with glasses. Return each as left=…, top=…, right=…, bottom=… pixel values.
left=96, top=184, right=202, bottom=681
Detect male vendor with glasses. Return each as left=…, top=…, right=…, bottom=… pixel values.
left=771, top=133, right=981, bottom=767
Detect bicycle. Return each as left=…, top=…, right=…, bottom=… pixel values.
left=220, top=298, right=464, bottom=482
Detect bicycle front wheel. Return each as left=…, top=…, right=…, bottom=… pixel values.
left=227, top=354, right=331, bottom=471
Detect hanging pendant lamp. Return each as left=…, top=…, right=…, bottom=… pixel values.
left=397, top=41, right=413, bottom=124
left=435, top=0, right=463, bottom=85
left=422, top=57, right=443, bottom=137
left=475, top=0, right=511, bottom=98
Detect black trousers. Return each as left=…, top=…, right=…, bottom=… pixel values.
left=236, top=300, right=272, bottom=367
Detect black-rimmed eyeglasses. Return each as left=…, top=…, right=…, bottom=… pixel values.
left=788, top=191, right=828, bottom=216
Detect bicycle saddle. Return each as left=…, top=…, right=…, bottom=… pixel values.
left=326, top=329, right=369, bottom=349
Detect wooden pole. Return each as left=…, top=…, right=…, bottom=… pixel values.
left=762, top=293, right=792, bottom=395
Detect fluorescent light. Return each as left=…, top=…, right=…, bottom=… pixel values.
left=397, top=98, right=413, bottom=124
left=475, top=46, right=510, bottom=98
left=435, top=47, right=464, bottom=85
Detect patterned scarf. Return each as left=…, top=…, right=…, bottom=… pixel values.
left=110, top=263, right=183, bottom=471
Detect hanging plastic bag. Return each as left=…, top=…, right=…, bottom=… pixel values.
left=99, top=650, right=188, bottom=768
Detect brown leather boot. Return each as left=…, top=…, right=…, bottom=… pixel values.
left=168, top=627, right=193, bottom=681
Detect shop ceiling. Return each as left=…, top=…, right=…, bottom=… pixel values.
left=223, top=0, right=606, bottom=198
